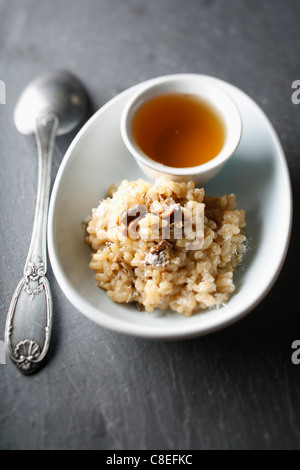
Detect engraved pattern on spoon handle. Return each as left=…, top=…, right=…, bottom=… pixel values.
left=5, top=111, right=58, bottom=374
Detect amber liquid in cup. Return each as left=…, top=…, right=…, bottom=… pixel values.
left=132, top=93, right=226, bottom=168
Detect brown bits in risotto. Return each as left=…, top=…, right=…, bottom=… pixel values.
left=85, top=176, right=246, bottom=316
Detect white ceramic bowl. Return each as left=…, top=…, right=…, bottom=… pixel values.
left=48, top=74, right=292, bottom=340
left=120, top=74, right=242, bottom=184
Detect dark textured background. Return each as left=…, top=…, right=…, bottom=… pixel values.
left=0, top=0, right=299, bottom=450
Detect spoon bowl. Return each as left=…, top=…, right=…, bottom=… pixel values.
left=14, top=71, right=87, bottom=136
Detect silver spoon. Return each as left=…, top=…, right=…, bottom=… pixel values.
left=5, top=71, right=88, bottom=374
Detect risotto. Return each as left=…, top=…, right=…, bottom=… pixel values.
left=85, top=176, right=246, bottom=316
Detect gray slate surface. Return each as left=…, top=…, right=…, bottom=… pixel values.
left=0, top=0, right=299, bottom=450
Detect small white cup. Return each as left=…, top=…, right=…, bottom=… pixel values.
left=121, top=74, right=242, bottom=184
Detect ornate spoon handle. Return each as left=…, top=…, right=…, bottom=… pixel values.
left=5, top=112, right=58, bottom=374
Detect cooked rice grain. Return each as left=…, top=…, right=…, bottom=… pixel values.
left=85, top=176, right=246, bottom=316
